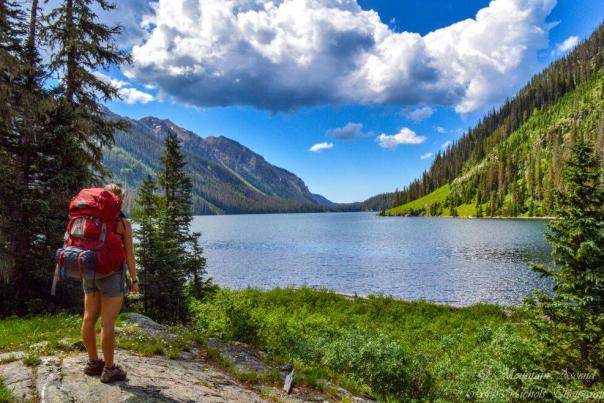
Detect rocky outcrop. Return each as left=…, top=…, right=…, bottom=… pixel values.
left=0, top=314, right=374, bottom=402
left=0, top=353, right=32, bottom=402
left=206, top=338, right=274, bottom=376
left=35, top=351, right=267, bottom=402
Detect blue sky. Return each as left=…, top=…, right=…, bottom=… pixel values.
left=102, top=0, right=604, bottom=203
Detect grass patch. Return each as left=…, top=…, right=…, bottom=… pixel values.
left=0, top=354, right=19, bottom=365
left=384, top=185, right=450, bottom=216
left=23, top=354, right=41, bottom=367
left=115, top=323, right=194, bottom=359
left=0, top=313, right=192, bottom=362
left=191, top=287, right=535, bottom=401
left=0, top=314, right=80, bottom=352
left=453, top=202, right=477, bottom=217
left=0, top=377, right=13, bottom=403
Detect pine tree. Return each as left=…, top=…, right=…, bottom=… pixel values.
left=475, top=190, right=483, bottom=218
left=0, top=0, right=130, bottom=314
left=488, top=191, right=497, bottom=217
left=0, top=0, right=81, bottom=312
left=509, top=182, right=519, bottom=217
left=133, top=175, right=161, bottom=316
left=0, top=0, right=26, bottom=307
left=132, top=173, right=185, bottom=323
left=159, top=131, right=193, bottom=243
left=42, top=0, right=130, bottom=182
left=185, top=233, right=213, bottom=301
left=528, top=199, right=535, bottom=217
left=527, top=138, right=604, bottom=384
left=133, top=133, right=210, bottom=323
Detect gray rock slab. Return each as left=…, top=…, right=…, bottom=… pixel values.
left=0, top=357, right=34, bottom=402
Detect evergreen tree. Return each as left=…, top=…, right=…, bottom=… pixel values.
left=133, top=175, right=161, bottom=317
left=0, top=0, right=130, bottom=314
left=159, top=131, right=193, bottom=243
left=528, top=199, right=535, bottom=217
left=475, top=190, right=483, bottom=218
left=42, top=0, right=130, bottom=182
left=0, top=0, right=26, bottom=307
left=133, top=173, right=187, bottom=323
left=488, top=191, right=497, bottom=217
left=133, top=133, right=211, bottom=323
left=0, top=0, right=79, bottom=312
left=185, top=233, right=213, bottom=301
left=527, top=138, right=604, bottom=384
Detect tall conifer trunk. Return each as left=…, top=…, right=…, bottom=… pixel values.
left=64, top=0, right=75, bottom=106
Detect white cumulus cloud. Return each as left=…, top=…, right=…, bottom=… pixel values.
left=93, top=71, right=155, bottom=104
left=42, top=0, right=153, bottom=47
left=119, top=87, right=155, bottom=104
left=309, top=142, right=334, bottom=152
left=552, top=35, right=579, bottom=56
left=376, top=128, right=426, bottom=149
left=326, top=122, right=367, bottom=140
left=420, top=152, right=433, bottom=160
left=434, top=126, right=447, bottom=134
left=441, top=140, right=453, bottom=149
left=127, top=0, right=556, bottom=113
left=93, top=71, right=128, bottom=89
left=400, top=106, right=434, bottom=122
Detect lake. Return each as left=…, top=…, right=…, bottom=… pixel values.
left=192, top=212, right=553, bottom=306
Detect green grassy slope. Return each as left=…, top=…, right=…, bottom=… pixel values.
left=386, top=69, right=604, bottom=218
left=384, top=185, right=450, bottom=216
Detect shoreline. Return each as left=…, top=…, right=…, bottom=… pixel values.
left=380, top=213, right=556, bottom=220
left=225, top=285, right=527, bottom=309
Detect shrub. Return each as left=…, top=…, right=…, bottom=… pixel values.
left=319, top=330, right=433, bottom=400
left=191, top=289, right=259, bottom=344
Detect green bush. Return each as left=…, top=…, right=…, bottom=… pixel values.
left=318, top=330, right=433, bottom=400
left=191, top=289, right=259, bottom=344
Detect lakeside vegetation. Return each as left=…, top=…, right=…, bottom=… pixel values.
left=191, top=287, right=525, bottom=401
left=2, top=285, right=603, bottom=402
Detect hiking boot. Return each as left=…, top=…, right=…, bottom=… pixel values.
left=100, top=365, right=127, bottom=383
left=84, top=359, right=105, bottom=376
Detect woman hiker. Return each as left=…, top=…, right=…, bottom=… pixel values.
left=81, top=183, right=138, bottom=383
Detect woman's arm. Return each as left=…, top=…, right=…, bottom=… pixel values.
left=122, top=219, right=138, bottom=292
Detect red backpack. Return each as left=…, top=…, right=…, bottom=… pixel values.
left=51, top=188, right=126, bottom=295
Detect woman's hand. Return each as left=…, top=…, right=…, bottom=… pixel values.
left=130, top=279, right=139, bottom=294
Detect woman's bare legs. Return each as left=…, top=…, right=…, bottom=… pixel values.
left=100, top=295, right=123, bottom=368
left=82, top=292, right=101, bottom=361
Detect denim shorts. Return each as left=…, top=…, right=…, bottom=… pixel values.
left=82, top=267, right=126, bottom=298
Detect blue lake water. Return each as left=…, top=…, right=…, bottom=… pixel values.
left=192, top=212, right=553, bottom=306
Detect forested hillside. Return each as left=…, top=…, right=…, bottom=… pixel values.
left=103, top=112, right=337, bottom=214
left=386, top=22, right=604, bottom=217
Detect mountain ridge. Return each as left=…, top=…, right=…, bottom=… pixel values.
left=103, top=111, right=374, bottom=214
